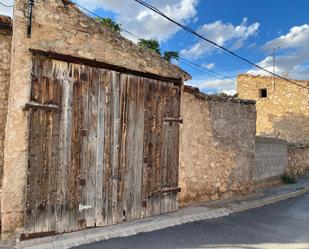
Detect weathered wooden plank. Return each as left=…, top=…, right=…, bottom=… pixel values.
left=37, top=77, right=52, bottom=233
left=171, top=86, right=181, bottom=212
left=122, top=75, right=143, bottom=221
left=124, top=75, right=135, bottom=221
left=133, top=76, right=145, bottom=220
left=56, top=61, right=73, bottom=233
left=103, top=70, right=112, bottom=226
left=142, top=78, right=163, bottom=217
left=150, top=80, right=160, bottom=217
left=76, top=65, right=90, bottom=230
left=116, top=74, right=128, bottom=222
left=94, top=69, right=106, bottom=226
left=110, top=71, right=121, bottom=225
left=160, top=83, right=181, bottom=213
left=142, top=79, right=151, bottom=216
left=163, top=83, right=173, bottom=214
left=68, top=65, right=84, bottom=231
left=48, top=79, right=61, bottom=232
left=25, top=107, right=40, bottom=233
left=25, top=71, right=41, bottom=233
left=82, top=67, right=99, bottom=227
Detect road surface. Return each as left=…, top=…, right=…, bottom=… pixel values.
left=75, top=193, right=309, bottom=249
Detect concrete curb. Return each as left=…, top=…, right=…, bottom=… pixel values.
left=17, top=185, right=309, bottom=249
left=228, top=186, right=309, bottom=213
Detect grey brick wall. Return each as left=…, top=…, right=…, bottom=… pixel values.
left=254, top=136, right=288, bottom=182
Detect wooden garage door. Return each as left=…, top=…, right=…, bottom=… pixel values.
left=24, top=55, right=181, bottom=237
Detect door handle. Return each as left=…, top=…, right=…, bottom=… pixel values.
left=79, top=204, right=93, bottom=212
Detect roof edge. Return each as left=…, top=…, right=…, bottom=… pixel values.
left=237, top=73, right=309, bottom=85
left=184, top=85, right=256, bottom=105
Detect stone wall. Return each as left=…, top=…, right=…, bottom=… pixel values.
left=237, top=74, right=309, bottom=144
left=0, top=25, right=11, bottom=188
left=287, top=144, right=309, bottom=177
left=2, top=0, right=187, bottom=237
left=254, top=136, right=288, bottom=186
left=179, top=87, right=256, bottom=205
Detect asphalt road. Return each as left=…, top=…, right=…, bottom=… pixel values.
left=75, top=193, right=309, bottom=249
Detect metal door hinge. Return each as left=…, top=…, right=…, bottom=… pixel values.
left=23, top=102, right=60, bottom=112
left=163, top=117, right=183, bottom=123
left=159, top=187, right=181, bottom=194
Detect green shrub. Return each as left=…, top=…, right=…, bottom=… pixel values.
left=281, top=174, right=297, bottom=184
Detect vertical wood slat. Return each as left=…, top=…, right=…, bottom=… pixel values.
left=95, top=69, right=106, bottom=227
left=161, top=82, right=172, bottom=214
left=122, top=75, right=145, bottom=221
left=133, top=76, right=145, bottom=220
left=56, top=61, right=74, bottom=233
left=70, top=66, right=84, bottom=231
left=142, top=78, right=162, bottom=217
left=110, top=72, right=121, bottom=225
left=124, top=75, right=136, bottom=220
left=79, top=66, right=90, bottom=228
left=83, top=67, right=98, bottom=227
left=171, top=86, right=181, bottom=211
left=117, top=74, right=128, bottom=222
left=103, top=71, right=112, bottom=226
left=48, top=79, right=61, bottom=233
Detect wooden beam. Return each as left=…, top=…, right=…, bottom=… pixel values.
left=29, top=49, right=183, bottom=84
left=20, top=231, right=56, bottom=241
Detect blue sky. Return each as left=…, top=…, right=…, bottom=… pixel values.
left=1, top=0, right=309, bottom=94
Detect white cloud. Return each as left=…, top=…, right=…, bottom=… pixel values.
left=187, top=77, right=236, bottom=95
left=76, top=0, right=198, bottom=42
left=0, top=0, right=13, bottom=16
left=248, top=24, right=309, bottom=79
left=181, top=18, right=260, bottom=58
left=202, top=63, right=215, bottom=70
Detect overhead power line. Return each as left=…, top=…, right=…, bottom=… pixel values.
left=178, top=57, right=234, bottom=81
left=71, top=1, right=234, bottom=82
left=133, top=0, right=309, bottom=90
left=0, top=1, right=13, bottom=7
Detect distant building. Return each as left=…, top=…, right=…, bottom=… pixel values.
left=237, top=74, right=309, bottom=144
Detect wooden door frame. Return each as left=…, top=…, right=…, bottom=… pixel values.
left=29, top=49, right=183, bottom=85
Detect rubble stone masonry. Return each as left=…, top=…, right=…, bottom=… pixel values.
left=237, top=74, right=309, bottom=144
left=0, top=27, right=11, bottom=189
left=179, top=87, right=256, bottom=205
left=287, top=144, right=309, bottom=177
